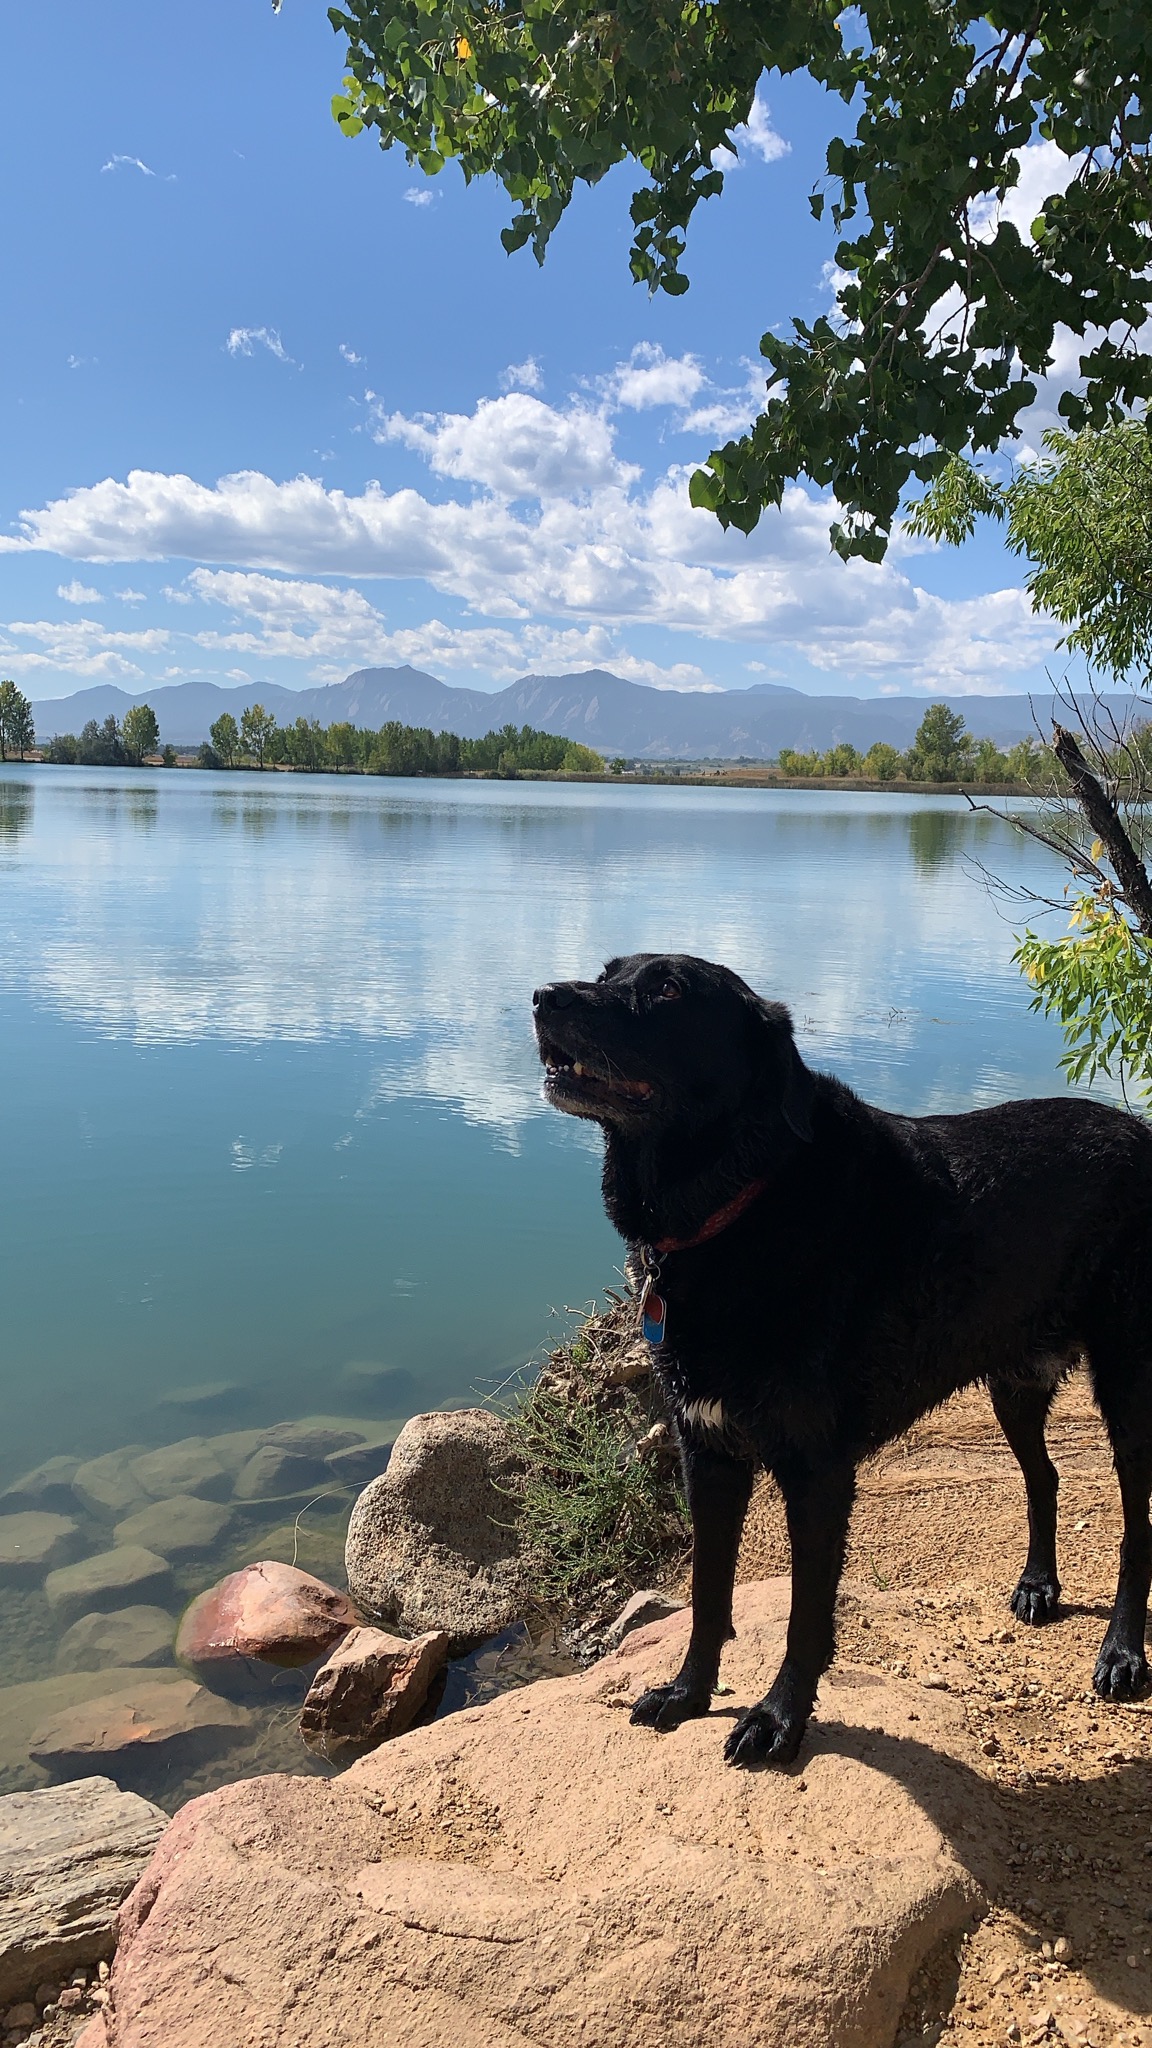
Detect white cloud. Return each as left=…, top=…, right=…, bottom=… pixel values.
left=608, top=344, right=707, bottom=412
left=500, top=357, right=543, bottom=393
left=732, top=91, right=790, bottom=166
left=115, top=587, right=147, bottom=604
left=225, top=326, right=293, bottom=364
left=404, top=187, right=434, bottom=208
left=0, top=390, right=1058, bottom=690
left=339, top=344, right=364, bottom=365
left=374, top=391, right=635, bottom=498
left=100, top=154, right=171, bottom=179
left=0, top=615, right=170, bottom=680
left=57, top=579, right=103, bottom=605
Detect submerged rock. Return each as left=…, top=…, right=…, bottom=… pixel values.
left=130, top=1438, right=230, bottom=1503
left=324, top=1434, right=395, bottom=1486
left=112, top=1496, right=231, bottom=1559
left=299, top=1626, right=450, bottom=1763
left=345, top=1408, right=528, bottom=1653
left=0, top=1776, right=165, bottom=2004
left=45, top=1549, right=172, bottom=1627
left=231, top=1446, right=327, bottom=1501
left=107, top=1580, right=989, bottom=2048
left=154, top=1381, right=245, bottom=1416
left=258, top=1420, right=365, bottom=1458
left=28, top=1680, right=250, bottom=1780
left=55, top=1608, right=175, bottom=1675
left=0, top=1458, right=82, bottom=1513
left=0, top=1513, right=82, bottom=1585
left=71, top=1451, right=149, bottom=1521
left=175, top=1560, right=358, bottom=1677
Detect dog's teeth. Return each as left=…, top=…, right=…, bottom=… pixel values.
left=573, top=1061, right=586, bottom=1077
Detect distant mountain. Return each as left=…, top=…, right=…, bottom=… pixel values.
left=27, top=665, right=1144, bottom=760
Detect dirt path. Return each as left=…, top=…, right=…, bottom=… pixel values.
left=734, top=1374, right=1152, bottom=2048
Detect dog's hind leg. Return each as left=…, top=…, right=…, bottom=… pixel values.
left=988, top=1376, right=1061, bottom=1624
left=630, top=1439, right=754, bottom=1733
left=724, top=1454, right=856, bottom=1769
left=1090, top=1365, right=1152, bottom=1700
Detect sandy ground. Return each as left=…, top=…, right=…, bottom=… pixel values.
left=732, top=1372, right=1152, bottom=2048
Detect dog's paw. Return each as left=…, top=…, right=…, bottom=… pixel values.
left=629, top=1683, right=710, bottom=1733
left=723, top=1703, right=805, bottom=1770
left=1093, top=1640, right=1150, bottom=1702
left=1009, top=1573, right=1060, bottom=1625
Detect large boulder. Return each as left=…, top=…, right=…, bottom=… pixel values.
left=175, top=1561, right=358, bottom=1681
left=0, top=1777, right=166, bottom=2005
left=130, top=1440, right=231, bottom=1504
left=105, top=1581, right=992, bottom=2048
left=345, top=1408, right=528, bottom=1651
left=0, top=1457, right=82, bottom=1513
left=71, top=1451, right=149, bottom=1521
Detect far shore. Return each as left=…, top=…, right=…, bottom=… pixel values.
left=4, top=755, right=1041, bottom=799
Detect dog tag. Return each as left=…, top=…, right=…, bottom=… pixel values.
left=641, top=1288, right=667, bottom=1345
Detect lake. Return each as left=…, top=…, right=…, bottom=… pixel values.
left=0, top=764, right=1089, bottom=1797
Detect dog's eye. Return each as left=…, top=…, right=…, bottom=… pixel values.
left=656, top=980, right=681, bottom=1002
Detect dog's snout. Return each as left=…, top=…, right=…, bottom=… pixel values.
left=533, top=982, right=577, bottom=1014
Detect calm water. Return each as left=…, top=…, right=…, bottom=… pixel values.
left=0, top=765, right=1095, bottom=1801
left=0, top=765, right=1088, bottom=1479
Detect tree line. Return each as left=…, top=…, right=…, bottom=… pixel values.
left=776, top=705, right=1048, bottom=788
left=43, top=705, right=170, bottom=767
left=199, top=707, right=605, bottom=777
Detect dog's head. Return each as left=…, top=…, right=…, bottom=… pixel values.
left=532, top=952, right=813, bottom=1144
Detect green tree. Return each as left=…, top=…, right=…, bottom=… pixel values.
left=777, top=746, right=823, bottom=777
left=77, top=717, right=125, bottom=767
left=909, top=425, right=1152, bottom=686
left=823, top=741, right=862, bottom=778
left=209, top=712, right=240, bottom=767
left=862, top=741, right=901, bottom=781
left=560, top=741, right=604, bottom=773
left=160, top=744, right=178, bottom=768
left=904, top=706, right=973, bottom=783
left=971, top=737, right=1010, bottom=783
left=330, top=1, right=1152, bottom=556
left=609, top=757, right=628, bottom=776
left=239, top=703, right=278, bottom=769
left=121, top=703, right=160, bottom=766
left=326, top=720, right=361, bottom=770
left=0, top=680, right=34, bottom=762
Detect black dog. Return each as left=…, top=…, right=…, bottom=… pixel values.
left=533, top=951, right=1152, bottom=1768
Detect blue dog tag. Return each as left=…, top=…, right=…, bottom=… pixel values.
left=641, top=1289, right=667, bottom=1345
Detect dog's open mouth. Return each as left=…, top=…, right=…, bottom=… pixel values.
left=540, top=1047, right=654, bottom=1112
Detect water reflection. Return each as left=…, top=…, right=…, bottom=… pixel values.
left=0, top=770, right=1080, bottom=1132
left=0, top=780, right=32, bottom=839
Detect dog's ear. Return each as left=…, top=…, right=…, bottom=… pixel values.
left=746, top=995, right=815, bottom=1143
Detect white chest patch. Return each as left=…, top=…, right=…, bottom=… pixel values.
left=682, top=1398, right=727, bottom=1434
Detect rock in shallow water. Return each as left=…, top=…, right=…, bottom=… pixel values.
left=27, top=1679, right=251, bottom=1779
left=0, top=1513, right=82, bottom=1585
left=230, top=1445, right=327, bottom=1500
left=175, top=1560, right=358, bottom=1676
left=130, top=1439, right=230, bottom=1504
left=44, top=1549, right=172, bottom=1627
left=344, top=1407, right=529, bottom=1652
left=111, top=1496, right=231, bottom=1559
left=0, top=1776, right=165, bottom=2005
left=71, top=1451, right=148, bottom=1521
left=0, top=1458, right=82, bottom=1514
left=54, top=1608, right=175, bottom=1675
left=298, top=1625, right=450, bottom=1763
left=107, top=1580, right=989, bottom=2048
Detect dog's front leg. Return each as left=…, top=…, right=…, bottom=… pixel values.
left=725, top=1455, right=857, bottom=1769
left=630, top=1439, right=754, bottom=1733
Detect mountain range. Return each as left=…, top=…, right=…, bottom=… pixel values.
left=26, top=666, right=1142, bottom=761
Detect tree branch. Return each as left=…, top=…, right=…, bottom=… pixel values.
left=1052, top=723, right=1152, bottom=936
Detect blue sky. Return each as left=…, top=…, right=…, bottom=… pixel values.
left=0, top=1, right=1074, bottom=705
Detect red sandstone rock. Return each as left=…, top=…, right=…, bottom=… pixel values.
left=106, top=1582, right=991, bottom=2048
left=27, top=1679, right=250, bottom=1777
left=298, top=1625, right=450, bottom=1762
left=175, top=1561, right=358, bottom=1676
